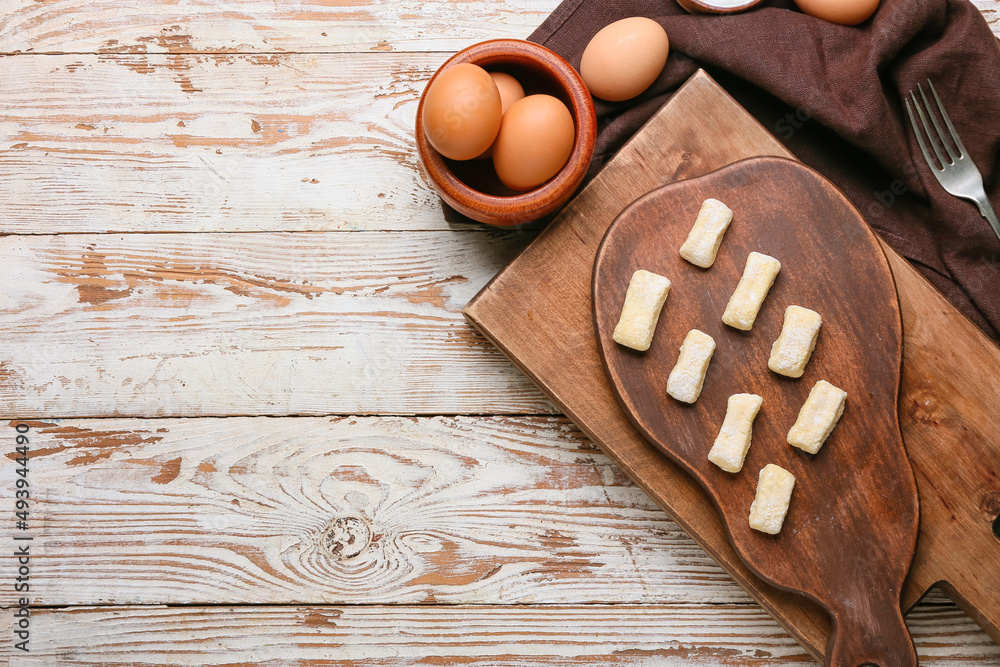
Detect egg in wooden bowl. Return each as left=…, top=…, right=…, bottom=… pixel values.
left=416, top=39, right=597, bottom=226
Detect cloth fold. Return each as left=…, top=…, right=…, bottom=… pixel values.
left=529, top=0, right=1000, bottom=340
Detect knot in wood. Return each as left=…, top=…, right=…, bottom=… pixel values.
left=322, top=515, right=371, bottom=560
left=980, top=491, right=1000, bottom=518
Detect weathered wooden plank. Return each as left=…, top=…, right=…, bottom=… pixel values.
left=1, top=0, right=996, bottom=56
left=0, top=53, right=469, bottom=234
left=0, top=415, right=749, bottom=606
left=0, top=0, right=555, bottom=55
left=0, top=232, right=552, bottom=417
left=0, top=414, right=967, bottom=611
left=974, top=0, right=1000, bottom=31
left=5, top=7, right=1000, bottom=239
left=2, top=603, right=997, bottom=665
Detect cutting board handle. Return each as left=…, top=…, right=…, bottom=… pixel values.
left=826, top=597, right=916, bottom=667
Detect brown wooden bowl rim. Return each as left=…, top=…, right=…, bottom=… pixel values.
left=415, top=39, right=597, bottom=226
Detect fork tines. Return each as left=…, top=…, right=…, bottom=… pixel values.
left=904, top=78, right=1000, bottom=242
left=905, top=79, right=967, bottom=172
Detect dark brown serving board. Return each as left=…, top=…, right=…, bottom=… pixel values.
left=593, top=158, right=919, bottom=666
left=463, top=70, right=1000, bottom=661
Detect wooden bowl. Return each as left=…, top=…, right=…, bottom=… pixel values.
left=415, top=39, right=597, bottom=226
left=676, top=0, right=766, bottom=13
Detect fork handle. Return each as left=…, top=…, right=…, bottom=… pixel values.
left=974, top=195, right=1000, bottom=242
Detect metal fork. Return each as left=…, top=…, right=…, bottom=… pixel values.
left=905, top=79, right=1000, bottom=242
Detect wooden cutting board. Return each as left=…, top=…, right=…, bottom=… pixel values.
left=463, top=70, right=1000, bottom=661
left=593, top=158, right=919, bottom=666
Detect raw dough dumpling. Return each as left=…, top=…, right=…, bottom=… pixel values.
left=722, top=252, right=781, bottom=331
left=749, top=464, right=795, bottom=535
left=612, top=270, right=671, bottom=352
left=666, top=329, right=716, bottom=404
left=708, top=393, right=763, bottom=473
left=679, top=198, right=733, bottom=269
left=787, top=380, right=847, bottom=455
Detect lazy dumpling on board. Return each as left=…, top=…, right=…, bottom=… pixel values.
left=612, top=270, right=671, bottom=352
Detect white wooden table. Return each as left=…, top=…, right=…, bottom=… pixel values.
left=1, top=1, right=999, bottom=664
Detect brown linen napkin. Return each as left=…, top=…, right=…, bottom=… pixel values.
left=529, top=0, right=1000, bottom=341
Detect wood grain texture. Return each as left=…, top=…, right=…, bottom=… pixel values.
left=464, top=70, right=1000, bottom=660
left=0, top=231, right=554, bottom=417
left=1, top=414, right=995, bottom=661
left=0, top=53, right=463, bottom=233
left=0, top=415, right=742, bottom=606
left=1, top=0, right=996, bottom=55
left=887, top=248, right=1000, bottom=647
left=2, top=0, right=999, bottom=662
left=0, top=0, right=554, bottom=55
left=2, top=604, right=998, bottom=666
left=3, top=28, right=1000, bottom=236
left=593, top=158, right=919, bottom=667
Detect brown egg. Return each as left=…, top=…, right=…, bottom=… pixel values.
left=490, top=71, right=525, bottom=114
left=421, top=63, right=502, bottom=161
left=492, top=94, right=575, bottom=192
left=794, top=0, right=879, bottom=25
left=476, top=71, right=526, bottom=159
left=580, top=17, right=669, bottom=102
